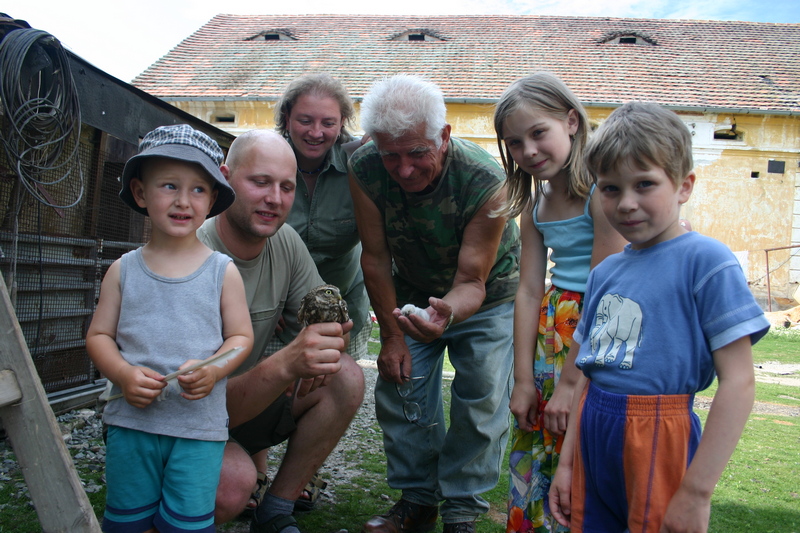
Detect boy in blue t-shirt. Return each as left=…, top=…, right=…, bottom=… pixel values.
left=549, top=102, right=769, bottom=533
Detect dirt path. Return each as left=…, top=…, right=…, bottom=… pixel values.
left=754, top=362, right=800, bottom=387
left=692, top=362, right=800, bottom=417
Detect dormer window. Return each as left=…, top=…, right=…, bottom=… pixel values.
left=598, top=31, right=657, bottom=46
left=390, top=29, right=445, bottom=42
left=246, top=29, right=296, bottom=41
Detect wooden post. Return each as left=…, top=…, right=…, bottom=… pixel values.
left=0, top=275, right=101, bottom=532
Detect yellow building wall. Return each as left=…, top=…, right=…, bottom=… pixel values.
left=168, top=99, right=800, bottom=295
left=680, top=113, right=800, bottom=292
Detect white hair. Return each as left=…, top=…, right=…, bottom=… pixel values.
left=359, top=74, right=447, bottom=147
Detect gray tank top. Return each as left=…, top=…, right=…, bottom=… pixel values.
left=102, top=248, right=232, bottom=441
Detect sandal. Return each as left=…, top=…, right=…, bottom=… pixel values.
left=250, top=513, right=298, bottom=533
left=246, top=471, right=269, bottom=512
left=293, top=473, right=327, bottom=513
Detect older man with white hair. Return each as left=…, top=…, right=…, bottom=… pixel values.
left=349, top=75, right=520, bottom=533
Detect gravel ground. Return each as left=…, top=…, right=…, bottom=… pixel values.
left=0, top=355, right=796, bottom=528
left=265, top=359, right=385, bottom=505
left=0, top=358, right=384, bottom=528
left=0, top=406, right=106, bottom=510
left=219, top=359, right=384, bottom=533
left=692, top=394, right=800, bottom=416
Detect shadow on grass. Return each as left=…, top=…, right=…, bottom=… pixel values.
left=709, top=501, right=800, bottom=532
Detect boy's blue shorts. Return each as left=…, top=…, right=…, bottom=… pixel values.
left=103, top=425, right=225, bottom=533
left=569, top=383, right=702, bottom=533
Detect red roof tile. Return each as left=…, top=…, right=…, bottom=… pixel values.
left=133, top=14, right=800, bottom=113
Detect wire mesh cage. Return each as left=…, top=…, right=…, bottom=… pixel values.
left=0, top=129, right=148, bottom=393
left=0, top=24, right=231, bottom=398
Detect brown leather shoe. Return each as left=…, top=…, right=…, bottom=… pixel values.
left=443, top=521, right=476, bottom=533
left=361, top=499, right=438, bottom=533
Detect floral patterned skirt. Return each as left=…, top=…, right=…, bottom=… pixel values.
left=507, top=285, right=583, bottom=533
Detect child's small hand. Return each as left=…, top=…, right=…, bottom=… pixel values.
left=659, top=485, right=710, bottom=533
left=177, top=359, right=218, bottom=400
left=544, top=382, right=574, bottom=436
left=549, top=463, right=573, bottom=528
left=509, top=381, right=539, bottom=432
left=119, top=365, right=166, bottom=408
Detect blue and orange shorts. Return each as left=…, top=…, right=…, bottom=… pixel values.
left=569, top=382, right=702, bottom=533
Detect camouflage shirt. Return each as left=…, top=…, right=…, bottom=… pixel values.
left=350, top=137, right=520, bottom=310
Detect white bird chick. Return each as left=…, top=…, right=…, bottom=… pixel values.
left=400, top=304, right=431, bottom=321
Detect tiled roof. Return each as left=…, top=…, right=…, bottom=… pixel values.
left=133, top=15, right=800, bottom=113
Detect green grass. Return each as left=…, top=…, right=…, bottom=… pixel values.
left=0, top=435, right=107, bottom=533
left=753, top=328, right=800, bottom=365
left=706, top=410, right=800, bottom=532
left=697, top=378, right=800, bottom=408
left=697, top=329, right=800, bottom=409
left=2, top=329, right=799, bottom=532
left=292, top=344, right=512, bottom=533
left=0, top=478, right=38, bottom=531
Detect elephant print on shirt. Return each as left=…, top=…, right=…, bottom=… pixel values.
left=582, top=293, right=643, bottom=369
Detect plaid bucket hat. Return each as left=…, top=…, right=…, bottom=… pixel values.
left=120, top=124, right=235, bottom=217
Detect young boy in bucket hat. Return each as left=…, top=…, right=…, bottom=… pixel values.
left=86, top=124, right=254, bottom=533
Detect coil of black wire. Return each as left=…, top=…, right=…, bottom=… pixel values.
left=0, top=27, right=83, bottom=208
